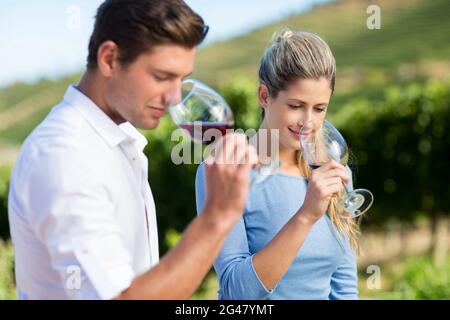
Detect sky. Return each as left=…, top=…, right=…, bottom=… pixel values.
left=0, top=0, right=332, bottom=88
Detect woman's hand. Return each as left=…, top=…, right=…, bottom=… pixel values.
left=298, top=160, right=349, bottom=224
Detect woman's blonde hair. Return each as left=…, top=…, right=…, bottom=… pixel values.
left=258, top=29, right=360, bottom=254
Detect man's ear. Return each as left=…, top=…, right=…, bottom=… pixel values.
left=258, top=84, right=270, bottom=110
left=97, top=40, right=120, bottom=77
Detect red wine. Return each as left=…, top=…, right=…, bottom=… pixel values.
left=180, top=122, right=234, bottom=145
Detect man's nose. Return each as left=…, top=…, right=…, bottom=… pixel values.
left=164, top=81, right=183, bottom=107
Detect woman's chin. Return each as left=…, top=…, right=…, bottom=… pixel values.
left=279, top=138, right=300, bottom=151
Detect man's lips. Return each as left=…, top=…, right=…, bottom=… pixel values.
left=148, top=106, right=166, bottom=117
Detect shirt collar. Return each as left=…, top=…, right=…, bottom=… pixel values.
left=63, top=85, right=142, bottom=148
left=119, top=122, right=148, bottom=152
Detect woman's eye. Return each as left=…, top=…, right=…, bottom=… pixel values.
left=288, top=104, right=302, bottom=109
left=316, top=108, right=326, bottom=113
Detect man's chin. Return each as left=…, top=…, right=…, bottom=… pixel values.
left=132, top=117, right=161, bottom=130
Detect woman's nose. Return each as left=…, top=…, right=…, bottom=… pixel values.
left=298, top=114, right=312, bottom=128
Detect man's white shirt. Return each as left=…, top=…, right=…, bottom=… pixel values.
left=8, top=86, right=159, bottom=299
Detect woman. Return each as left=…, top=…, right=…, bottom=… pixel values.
left=195, top=29, right=360, bottom=300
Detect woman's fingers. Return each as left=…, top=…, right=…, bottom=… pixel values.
left=323, top=176, right=345, bottom=188
left=321, top=168, right=349, bottom=184
left=323, top=183, right=344, bottom=198
left=312, top=160, right=349, bottom=184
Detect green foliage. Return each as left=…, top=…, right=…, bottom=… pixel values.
left=0, top=106, right=54, bottom=144
left=360, top=255, right=450, bottom=300
left=392, top=255, right=450, bottom=299
left=358, top=254, right=450, bottom=300
left=0, top=167, right=10, bottom=240
left=331, top=80, right=450, bottom=226
left=0, top=74, right=81, bottom=145
left=220, top=75, right=260, bottom=130
left=0, top=240, right=16, bottom=299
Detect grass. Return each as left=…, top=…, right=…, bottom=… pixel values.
left=0, top=240, right=16, bottom=300
left=358, top=254, right=450, bottom=299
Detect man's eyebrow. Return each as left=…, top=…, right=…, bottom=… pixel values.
left=287, top=98, right=328, bottom=107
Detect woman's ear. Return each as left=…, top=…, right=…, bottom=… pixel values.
left=258, top=84, right=270, bottom=109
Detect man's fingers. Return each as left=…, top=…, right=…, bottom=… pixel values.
left=213, top=133, right=242, bottom=165
left=230, top=135, right=247, bottom=166
left=246, top=144, right=259, bottom=167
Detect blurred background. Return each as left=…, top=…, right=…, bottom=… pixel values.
left=1, top=0, right=449, bottom=299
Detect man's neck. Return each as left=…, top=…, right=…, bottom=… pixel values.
left=77, top=71, right=125, bottom=125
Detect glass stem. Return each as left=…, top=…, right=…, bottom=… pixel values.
left=342, top=182, right=352, bottom=210
left=343, top=183, right=351, bottom=194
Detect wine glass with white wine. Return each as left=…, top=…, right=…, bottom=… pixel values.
left=300, top=120, right=374, bottom=218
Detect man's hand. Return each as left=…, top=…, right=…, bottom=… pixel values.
left=202, top=133, right=258, bottom=226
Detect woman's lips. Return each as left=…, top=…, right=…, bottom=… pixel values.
left=289, top=127, right=311, bottom=138
left=288, top=127, right=300, bottom=138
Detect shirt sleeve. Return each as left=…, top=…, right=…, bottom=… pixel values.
left=195, top=163, right=274, bottom=300
left=23, top=142, right=135, bottom=300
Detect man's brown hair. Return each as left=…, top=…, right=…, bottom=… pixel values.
left=87, top=0, right=208, bottom=69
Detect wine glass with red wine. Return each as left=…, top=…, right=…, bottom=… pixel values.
left=300, top=119, right=373, bottom=218
left=169, top=78, right=280, bottom=185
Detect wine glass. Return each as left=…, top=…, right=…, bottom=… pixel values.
left=169, top=78, right=280, bottom=185
left=300, top=119, right=374, bottom=218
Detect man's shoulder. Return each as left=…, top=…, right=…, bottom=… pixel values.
left=28, top=101, right=86, bottom=143
left=24, top=100, right=108, bottom=154
left=14, top=102, right=108, bottom=174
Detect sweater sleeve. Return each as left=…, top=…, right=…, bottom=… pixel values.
left=195, top=163, right=274, bottom=300
left=329, top=243, right=359, bottom=300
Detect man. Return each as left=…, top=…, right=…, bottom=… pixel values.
left=8, top=0, right=256, bottom=299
